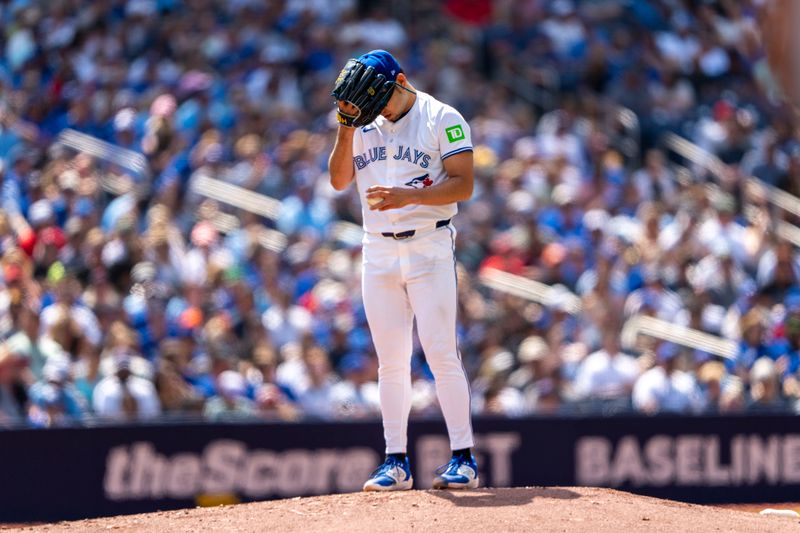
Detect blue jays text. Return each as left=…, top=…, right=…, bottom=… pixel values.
left=354, top=145, right=432, bottom=170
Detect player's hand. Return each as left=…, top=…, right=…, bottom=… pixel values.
left=336, top=101, right=360, bottom=128
left=365, top=185, right=418, bottom=210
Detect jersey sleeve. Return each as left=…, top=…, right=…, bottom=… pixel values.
left=438, top=107, right=472, bottom=161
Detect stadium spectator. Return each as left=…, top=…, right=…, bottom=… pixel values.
left=747, top=357, right=790, bottom=412
left=296, top=346, right=338, bottom=419
left=632, top=343, right=705, bottom=415
left=5, top=301, right=61, bottom=381
left=329, top=352, right=380, bottom=419
left=696, top=360, right=728, bottom=414
left=153, top=339, right=205, bottom=415
left=727, top=308, right=770, bottom=380
left=203, top=370, right=257, bottom=421
left=506, top=335, right=558, bottom=414
left=93, top=351, right=161, bottom=421
left=472, top=348, right=526, bottom=417
left=573, top=330, right=639, bottom=404
left=27, top=357, right=87, bottom=426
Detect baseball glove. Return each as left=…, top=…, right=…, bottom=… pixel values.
left=331, top=59, right=396, bottom=128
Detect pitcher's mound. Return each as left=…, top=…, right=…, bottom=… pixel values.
left=10, top=487, right=800, bottom=532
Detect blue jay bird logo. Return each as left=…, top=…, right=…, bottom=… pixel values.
left=405, top=173, right=433, bottom=189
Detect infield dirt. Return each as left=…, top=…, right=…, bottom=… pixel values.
left=5, top=487, right=800, bottom=532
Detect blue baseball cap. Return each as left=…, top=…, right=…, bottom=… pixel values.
left=357, top=50, right=402, bottom=82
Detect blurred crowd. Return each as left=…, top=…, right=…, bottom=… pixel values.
left=0, top=0, right=798, bottom=428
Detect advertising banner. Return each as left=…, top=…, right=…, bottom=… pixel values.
left=1, top=415, right=798, bottom=522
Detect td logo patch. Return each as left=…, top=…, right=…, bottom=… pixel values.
left=445, top=125, right=465, bottom=143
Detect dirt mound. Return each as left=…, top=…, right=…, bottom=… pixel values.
left=8, top=487, right=800, bottom=532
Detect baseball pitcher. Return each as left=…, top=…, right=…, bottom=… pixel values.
left=328, top=50, right=478, bottom=491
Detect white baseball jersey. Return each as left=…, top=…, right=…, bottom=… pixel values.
left=351, top=90, right=473, bottom=234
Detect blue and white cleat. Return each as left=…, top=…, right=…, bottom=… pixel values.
left=362, top=456, right=414, bottom=491
left=432, top=455, right=479, bottom=489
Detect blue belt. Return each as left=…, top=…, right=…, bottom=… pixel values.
left=381, top=219, right=451, bottom=240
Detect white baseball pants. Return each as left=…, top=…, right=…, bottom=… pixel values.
left=361, top=224, right=474, bottom=454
